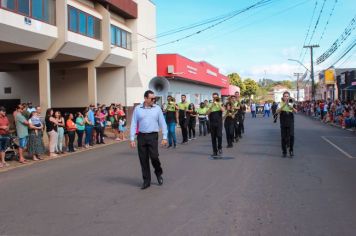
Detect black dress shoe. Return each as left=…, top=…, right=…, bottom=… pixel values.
left=282, top=153, right=287, bottom=158
left=141, top=182, right=150, bottom=190
left=157, top=175, right=163, bottom=185
left=218, top=149, right=223, bottom=155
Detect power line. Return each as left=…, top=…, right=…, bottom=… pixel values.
left=135, top=0, right=276, bottom=45
left=199, top=0, right=310, bottom=43
left=329, top=38, right=356, bottom=66
left=298, top=0, right=318, bottom=61
left=318, top=0, right=338, bottom=44
left=316, top=15, right=356, bottom=64
left=299, top=0, right=327, bottom=65
left=144, top=0, right=276, bottom=50
left=307, top=0, right=327, bottom=45
left=338, top=47, right=356, bottom=66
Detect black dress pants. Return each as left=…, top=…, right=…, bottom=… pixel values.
left=179, top=118, right=188, bottom=143
left=224, top=119, right=235, bottom=147
left=281, top=125, right=294, bottom=153
left=137, top=132, right=162, bottom=184
left=68, top=131, right=75, bottom=152
left=210, top=122, right=223, bottom=153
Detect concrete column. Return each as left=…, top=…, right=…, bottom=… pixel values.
left=88, top=65, right=97, bottom=105
left=38, top=58, right=51, bottom=110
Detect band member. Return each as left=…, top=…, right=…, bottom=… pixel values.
left=231, top=95, right=241, bottom=142
left=165, top=96, right=178, bottom=148
left=208, top=92, right=225, bottom=157
left=130, top=90, right=168, bottom=189
left=204, top=100, right=211, bottom=134
left=197, top=102, right=208, bottom=136
left=178, top=95, right=190, bottom=144
left=276, top=91, right=297, bottom=158
left=224, top=103, right=235, bottom=148
left=187, top=103, right=197, bottom=140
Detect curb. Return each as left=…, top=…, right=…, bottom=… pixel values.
left=0, top=140, right=128, bottom=174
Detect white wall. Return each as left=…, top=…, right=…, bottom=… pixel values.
left=168, top=80, right=221, bottom=105
left=0, top=71, right=39, bottom=104
left=51, top=68, right=88, bottom=107
left=126, top=0, right=156, bottom=106
left=97, top=67, right=125, bottom=105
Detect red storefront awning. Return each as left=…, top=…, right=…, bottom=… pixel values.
left=157, top=54, right=229, bottom=88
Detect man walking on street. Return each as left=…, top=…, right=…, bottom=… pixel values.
left=130, top=90, right=168, bottom=190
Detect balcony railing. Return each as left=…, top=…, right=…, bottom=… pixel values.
left=0, top=0, right=56, bottom=25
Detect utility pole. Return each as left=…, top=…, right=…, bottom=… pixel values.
left=293, top=72, right=304, bottom=102
left=303, top=45, right=319, bottom=100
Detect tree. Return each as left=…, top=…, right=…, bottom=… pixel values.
left=243, top=78, right=259, bottom=99
left=228, top=73, right=245, bottom=94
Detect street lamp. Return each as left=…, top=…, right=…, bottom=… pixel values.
left=287, top=59, right=310, bottom=72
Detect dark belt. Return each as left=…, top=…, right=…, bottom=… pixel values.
left=138, top=132, right=158, bottom=135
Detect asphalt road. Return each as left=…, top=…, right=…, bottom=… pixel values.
left=1, top=114, right=356, bottom=236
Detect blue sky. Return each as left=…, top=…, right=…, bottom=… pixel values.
left=153, top=0, right=356, bottom=81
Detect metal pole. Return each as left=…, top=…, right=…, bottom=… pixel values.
left=303, top=45, right=319, bottom=100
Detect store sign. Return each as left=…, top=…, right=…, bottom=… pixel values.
left=324, top=69, right=335, bottom=85
left=340, top=74, right=346, bottom=84
left=352, top=81, right=356, bottom=86
left=207, top=69, right=217, bottom=77
left=187, top=65, right=197, bottom=74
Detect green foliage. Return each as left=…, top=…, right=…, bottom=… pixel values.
left=243, top=78, right=259, bottom=98
left=228, top=73, right=245, bottom=93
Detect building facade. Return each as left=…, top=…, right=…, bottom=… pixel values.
left=156, top=54, right=229, bottom=105
left=337, top=69, right=356, bottom=101
left=0, top=0, right=156, bottom=110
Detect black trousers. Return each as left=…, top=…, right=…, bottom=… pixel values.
left=179, top=118, right=188, bottom=142
left=188, top=119, right=196, bottom=139
left=210, top=122, right=223, bottom=153
left=76, top=130, right=84, bottom=147
left=234, top=118, right=241, bottom=139
left=96, top=126, right=104, bottom=143
left=68, top=131, right=76, bottom=152
left=137, top=132, right=162, bottom=184
left=224, top=119, right=235, bottom=147
left=281, top=125, right=294, bottom=153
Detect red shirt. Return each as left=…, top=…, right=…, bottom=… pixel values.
left=0, top=116, right=9, bottom=135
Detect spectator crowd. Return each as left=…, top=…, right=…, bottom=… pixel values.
left=298, top=99, right=356, bottom=130
left=0, top=102, right=128, bottom=168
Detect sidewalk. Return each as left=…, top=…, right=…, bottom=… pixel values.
left=0, top=128, right=129, bottom=173
left=305, top=114, right=356, bottom=133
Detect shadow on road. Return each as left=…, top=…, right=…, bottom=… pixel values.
left=102, top=176, right=141, bottom=187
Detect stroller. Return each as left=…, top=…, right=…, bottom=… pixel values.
left=5, top=135, right=19, bottom=162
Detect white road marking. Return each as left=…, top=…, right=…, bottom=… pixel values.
left=321, top=136, right=355, bottom=159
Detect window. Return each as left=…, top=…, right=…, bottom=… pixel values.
left=110, top=24, right=132, bottom=50
left=2, top=0, right=16, bottom=10
left=0, top=0, right=55, bottom=24
left=78, top=12, right=86, bottom=35
left=68, top=7, right=78, bottom=32
left=4, top=87, right=12, bottom=94
left=121, top=30, right=127, bottom=49
left=110, top=25, right=116, bottom=45
left=67, top=6, right=101, bottom=40
left=18, top=0, right=30, bottom=15
left=32, top=0, right=43, bottom=19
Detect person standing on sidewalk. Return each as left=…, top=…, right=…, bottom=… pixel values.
left=276, top=91, right=297, bottom=158
left=16, top=105, right=30, bottom=163
left=130, top=90, right=168, bottom=190
left=0, top=106, right=10, bottom=167
left=178, top=95, right=190, bottom=144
